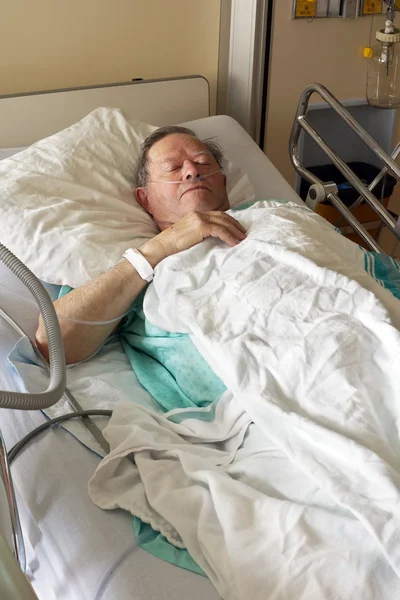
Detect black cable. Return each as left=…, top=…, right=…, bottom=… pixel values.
left=8, top=410, right=112, bottom=464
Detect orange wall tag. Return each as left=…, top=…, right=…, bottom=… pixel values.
left=362, top=0, right=383, bottom=15
left=295, top=0, right=317, bottom=18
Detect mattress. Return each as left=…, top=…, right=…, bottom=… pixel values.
left=0, top=115, right=303, bottom=600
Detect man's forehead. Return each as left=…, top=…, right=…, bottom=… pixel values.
left=149, top=134, right=210, bottom=163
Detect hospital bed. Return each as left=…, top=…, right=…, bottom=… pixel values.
left=2, top=76, right=400, bottom=600
left=0, top=76, right=301, bottom=600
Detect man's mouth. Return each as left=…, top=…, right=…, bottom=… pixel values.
left=180, top=184, right=210, bottom=198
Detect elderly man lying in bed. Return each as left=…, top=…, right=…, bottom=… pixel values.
left=36, top=125, right=246, bottom=365
left=37, top=125, right=400, bottom=600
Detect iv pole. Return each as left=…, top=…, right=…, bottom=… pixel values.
left=385, top=0, right=398, bottom=22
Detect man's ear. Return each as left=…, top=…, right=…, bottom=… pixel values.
left=135, top=187, right=151, bottom=214
left=223, top=174, right=227, bottom=188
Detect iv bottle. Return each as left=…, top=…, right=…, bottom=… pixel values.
left=366, top=26, right=400, bottom=109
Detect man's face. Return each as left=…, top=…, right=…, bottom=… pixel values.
left=135, top=134, right=229, bottom=230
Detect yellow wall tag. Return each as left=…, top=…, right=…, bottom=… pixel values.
left=295, top=0, right=317, bottom=18
left=362, top=0, right=383, bottom=15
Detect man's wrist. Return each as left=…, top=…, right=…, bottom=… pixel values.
left=138, top=238, right=168, bottom=269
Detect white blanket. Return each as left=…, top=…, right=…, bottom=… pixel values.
left=89, top=201, right=400, bottom=599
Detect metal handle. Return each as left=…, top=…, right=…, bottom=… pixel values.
left=0, top=428, right=26, bottom=573
left=290, top=83, right=400, bottom=252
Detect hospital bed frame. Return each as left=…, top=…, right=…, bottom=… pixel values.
left=290, top=83, right=400, bottom=254
left=1, top=79, right=399, bottom=599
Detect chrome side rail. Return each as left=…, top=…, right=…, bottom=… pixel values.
left=0, top=427, right=26, bottom=573
left=342, top=140, right=400, bottom=217
left=290, top=83, right=400, bottom=253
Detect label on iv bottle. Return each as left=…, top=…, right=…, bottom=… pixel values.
left=295, top=0, right=317, bottom=18
left=362, top=0, right=383, bottom=15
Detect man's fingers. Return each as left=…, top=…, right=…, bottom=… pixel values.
left=204, top=211, right=247, bottom=234
left=200, top=212, right=247, bottom=241
left=208, top=224, right=246, bottom=247
left=159, top=211, right=247, bottom=257
left=217, top=214, right=247, bottom=234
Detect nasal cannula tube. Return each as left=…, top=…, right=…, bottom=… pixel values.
left=51, top=313, right=130, bottom=325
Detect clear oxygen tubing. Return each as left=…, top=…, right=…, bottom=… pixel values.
left=148, top=168, right=223, bottom=185
left=0, top=242, right=66, bottom=410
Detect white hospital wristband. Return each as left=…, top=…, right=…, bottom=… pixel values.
left=123, top=248, right=154, bottom=282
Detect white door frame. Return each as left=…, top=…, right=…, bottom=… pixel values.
left=217, top=0, right=270, bottom=145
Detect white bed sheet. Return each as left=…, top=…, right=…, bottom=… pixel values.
left=0, top=115, right=303, bottom=600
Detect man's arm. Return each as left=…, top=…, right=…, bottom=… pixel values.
left=35, top=239, right=165, bottom=365
left=36, top=211, right=246, bottom=364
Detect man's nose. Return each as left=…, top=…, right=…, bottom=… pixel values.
left=182, top=160, right=199, bottom=180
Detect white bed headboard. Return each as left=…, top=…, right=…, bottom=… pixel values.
left=0, top=75, right=210, bottom=148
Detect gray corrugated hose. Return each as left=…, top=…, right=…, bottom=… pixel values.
left=0, top=242, right=66, bottom=409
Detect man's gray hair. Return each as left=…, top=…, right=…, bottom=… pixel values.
left=133, top=125, right=224, bottom=188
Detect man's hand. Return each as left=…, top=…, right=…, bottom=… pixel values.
left=139, top=211, right=247, bottom=267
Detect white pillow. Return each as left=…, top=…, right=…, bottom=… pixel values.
left=0, top=107, right=254, bottom=287
left=0, top=147, right=26, bottom=160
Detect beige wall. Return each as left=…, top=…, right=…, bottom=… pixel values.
left=1, top=0, right=221, bottom=113
left=265, top=2, right=387, bottom=185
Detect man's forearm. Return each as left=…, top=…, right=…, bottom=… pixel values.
left=35, top=212, right=246, bottom=365
left=35, top=240, right=166, bottom=364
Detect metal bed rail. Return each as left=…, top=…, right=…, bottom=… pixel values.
left=0, top=429, right=25, bottom=571
left=290, top=83, right=400, bottom=254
